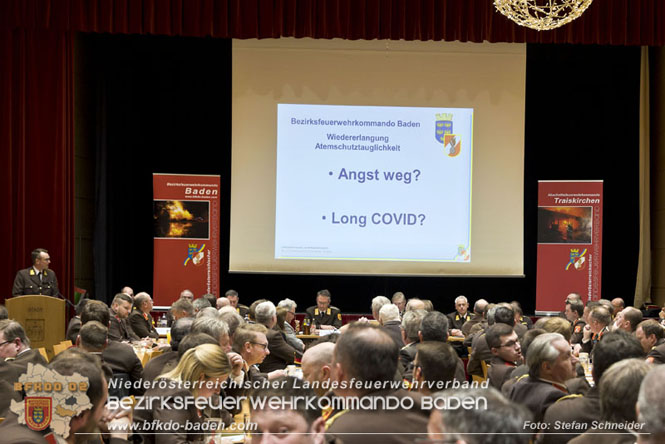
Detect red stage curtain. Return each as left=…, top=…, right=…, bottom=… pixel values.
left=0, top=29, right=74, bottom=302
left=0, top=0, right=664, bottom=45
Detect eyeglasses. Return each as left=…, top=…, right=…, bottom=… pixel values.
left=250, top=342, right=269, bottom=350
left=499, top=340, right=519, bottom=348
left=0, top=340, right=13, bottom=347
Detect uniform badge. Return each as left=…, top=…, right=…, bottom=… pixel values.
left=337, top=313, right=342, bottom=321
left=574, top=325, right=582, bottom=333
left=435, top=113, right=453, bottom=144
left=565, top=248, right=588, bottom=271
left=25, top=397, right=52, bottom=431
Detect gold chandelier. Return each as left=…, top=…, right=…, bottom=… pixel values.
left=494, top=0, right=594, bottom=31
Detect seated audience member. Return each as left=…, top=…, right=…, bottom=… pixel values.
left=251, top=376, right=335, bottom=444
left=467, top=304, right=517, bottom=377
left=569, top=358, right=650, bottom=444
left=579, top=305, right=611, bottom=353
left=612, top=306, right=643, bottom=333
left=170, top=298, right=195, bottom=322
left=108, top=292, right=140, bottom=342
left=565, top=292, right=582, bottom=305
left=636, top=365, right=665, bottom=443
left=541, top=330, right=645, bottom=444
left=278, top=298, right=305, bottom=352
left=610, top=297, right=625, bottom=316
left=501, top=328, right=546, bottom=396
left=447, top=295, right=471, bottom=336
left=301, top=342, right=335, bottom=397
left=216, top=296, right=230, bottom=309
left=398, top=309, right=426, bottom=373
left=0, top=348, right=131, bottom=443
left=232, top=324, right=285, bottom=382
left=82, top=300, right=144, bottom=395
left=191, top=316, right=232, bottom=352
left=196, top=306, right=220, bottom=318
left=276, top=306, right=304, bottom=352
left=76, top=320, right=113, bottom=380
left=0, top=304, right=7, bottom=320
left=143, top=317, right=194, bottom=381
left=192, top=297, right=211, bottom=315
left=218, top=309, right=244, bottom=340
left=248, top=298, right=269, bottom=323
left=486, top=323, right=522, bottom=390
left=508, top=333, right=577, bottom=422
left=369, top=295, right=391, bottom=322
left=565, top=299, right=586, bottom=344
left=392, top=291, right=406, bottom=315
left=379, top=303, right=403, bottom=347
left=109, top=293, right=141, bottom=342
left=636, top=319, right=665, bottom=363
left=405, top=298, right=426, bottom=312
left=412, top=341, right=457, bottom=395
left=414, top=311, right=465, bottom=381
left=542, top=317, right=572, bottom=342
left=326, top=324, right=429, bottom=444
left=134, top=344, right=231, bottom=444
left=0, top=319, right=48, bottom=387
left=461, top=298, right=488, bottom=336
left=66, top=297, right=89, bottom=343
left=422, top=299, right=434, bottom=312
left=129, top=292, right=159, bottom=339
left=511, top=301, right=533, bottom=329
left=465, top=303, right=495, bottom=344
left=256, top=301, right=302, bottom=372
left=580, top=300, right=600, bottom=324
left=226, top=288, right=249, bottom=318
left=201, top=293, right=216, bottom=309
left=179, top=289, right=194, bottom=301
left=428, top=387, right=531, bottom=444
left=121, top=286, right=134, bottom=297
left=305, top=289, right=342, bottom=330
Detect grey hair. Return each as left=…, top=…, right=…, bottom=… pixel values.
left=255, top=301, right=277, bottom=326
left=196, top=307, right=220, bottom=319
left=454, top=295, right=468, bottom=304
left=193, top=298, right=212, bottom=311
left=379, top=304, right=400, bottom=323
left=527, top=333, right=565, bottom=379
left=278, top=298, right=297, bottom=311
left=190, top=316, right=229, bottom=342
left=637, top=365, right=665, bottom=438
left=599, top=358, right=651, bottom=423
left=401, top=309, right=426, bottom=342
left=430, top=387, right=531, bottom=444
left=371, top=296, right=391, bottom=316
left=0, top=319, right=30, bottom=347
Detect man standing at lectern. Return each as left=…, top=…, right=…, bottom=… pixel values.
left=12, top=248, right=59, bottom=297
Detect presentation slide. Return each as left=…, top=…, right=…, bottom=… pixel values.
left=275, top=104, right=473, bottom=261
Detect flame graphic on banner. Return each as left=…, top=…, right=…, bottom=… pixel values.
left=165, top=201, right=194, bottom=220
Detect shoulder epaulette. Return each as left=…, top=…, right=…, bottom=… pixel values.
left=555, top=393, right=583, bottom=403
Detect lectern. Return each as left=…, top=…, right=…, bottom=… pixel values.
left=6, top=295, right=65, bottom=349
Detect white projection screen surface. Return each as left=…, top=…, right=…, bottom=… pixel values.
left=231, top=38, right=526, bottom=276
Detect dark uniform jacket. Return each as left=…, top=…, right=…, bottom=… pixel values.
left=447, top=311, right=471, bottom=331
left=461, top=313, right=483, bottom=336
left=102, top=341, right=144, bottom=395
left=1, top=348, right=49, bottom=385
left=647, top=338, right=665, bottom=364
left=326, top=389, right=429, bottom=444
left=398, top=341, right=418, bottom=375
left=12, top=267, right=59, bottom=296
left=143, top=350, right=179, bottom=382
left=305, top=306, right=343, bottom=329
left=258, top=327, right=302, bottom=373
left=487, top=356, right=517, bottom=390
left=570, top=318, right=586, bottom=344
left=517, top=315, right=533, bottom=329
left=580, top=327, right=608, bottom=353
left=466, top=333, right=491, bottom=376
left=568, top=427, right=635, bottom=444
left=129, top=308, right=159, bottom=339
left=236, top=304, right=250, bottom=318
left=540, top=386, right=600, bottom=444
left=508, top=375, right=568, bottom=422
left=108, top=308, right=140, bottom=342
left=381, top=320, right=404, bottom=348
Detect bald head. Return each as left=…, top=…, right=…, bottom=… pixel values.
left=406, top=298, right=426, bottom=311
left=302, top=342, right=335, bottom=396
left=473, top=299, right=488, bottom=315
left=611, top=298, right=625, bottom=316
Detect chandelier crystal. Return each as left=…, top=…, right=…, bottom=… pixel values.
left=494, top=0, right=594, bottom=31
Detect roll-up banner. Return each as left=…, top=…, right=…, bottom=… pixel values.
left=535, top=180, right=603, bottom=315
left=153, top=174, right=220, bottom=306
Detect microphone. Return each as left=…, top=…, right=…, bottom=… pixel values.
left=54, top=289, right=77, bottom=309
